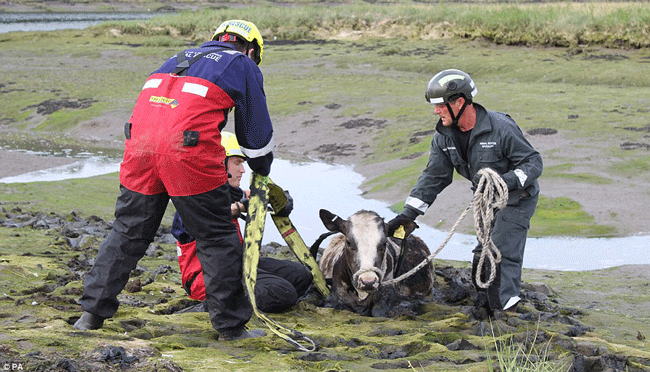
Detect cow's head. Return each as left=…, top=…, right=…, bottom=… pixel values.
left=319, top=209, right=418, bottom=299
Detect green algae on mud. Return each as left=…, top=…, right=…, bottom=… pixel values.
left=2, top=210, right=650, bottom=371
left=0, top=213, right=650, bottom=371
left=0, top=174, right=124, bottom=222
left=1, top=7, right=650, bottom=368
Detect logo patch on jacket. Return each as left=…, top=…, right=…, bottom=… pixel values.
left=480, top=141, right=497, bottom=149
left=149, top=95, right=179, bottom=108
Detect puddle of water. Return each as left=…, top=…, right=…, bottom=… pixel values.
left=0, top=12, right=161, bottom=33
left=242, top=160, right=650, bottom=272
left=1, top=156, right=648, bottom=271
left=0, top=155, right=120, bottom=183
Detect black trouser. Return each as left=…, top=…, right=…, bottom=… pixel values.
left=78, top=184, right=252, bottom=332
left=472, top=193, right=538, bottom=310
left=256, top=258, right=313, bottom=313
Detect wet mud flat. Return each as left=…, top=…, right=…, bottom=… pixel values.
left=1, top=208, right=649, bottom=371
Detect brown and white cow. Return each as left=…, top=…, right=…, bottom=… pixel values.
left=318, top=209, right=434, bottom=316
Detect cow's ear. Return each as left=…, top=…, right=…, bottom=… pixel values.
left=319, top=209, right=345, bottom=233
left=386, top=218, right=419, bottom=239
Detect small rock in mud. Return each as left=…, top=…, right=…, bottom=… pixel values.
left=621, top=142, right=650, bottom=150
left=99, top=345, right=139, bottom=367
left=315, top=143, right=356, bottom=156
left=621, top=125, right=650, bottom=133
left=339, top=118, right=386, bottom=129
left=446, top=338, right=481, bottom=351
left=527, top=127, right=558, bottom=135
left=125, top=278, right=142, bottom=293
left=325, top=103, right=341, bottom=109
left=23, top=98, right=98, bottom=115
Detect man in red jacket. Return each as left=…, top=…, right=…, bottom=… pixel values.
left=74, top=20, right=274, bottom=341
left=173, top=132, right=313, bottom=313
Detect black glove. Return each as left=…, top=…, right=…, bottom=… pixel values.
left=274, top=190, right=294, bottom=217
left=386, top=213, right=419, bottom=240
left=387, top=214, right=414, bottom=228
left=268, top=183, right=294, bottom=217
left=471, top=172, right=481, bottom=192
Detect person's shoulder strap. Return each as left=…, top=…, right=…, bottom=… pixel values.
left=173, top=47, right=227, bottom=76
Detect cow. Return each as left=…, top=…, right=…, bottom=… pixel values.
left=317, top=209, right=434, bottom=316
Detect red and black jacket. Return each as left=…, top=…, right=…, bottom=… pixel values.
left=120, top=41, right=274, bottom=196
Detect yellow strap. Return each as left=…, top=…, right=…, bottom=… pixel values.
left=264, top=178, right=329, bottom=296
left=243, top=172, right=318, bottom=352
left=270, top=215, right=329, bottom=297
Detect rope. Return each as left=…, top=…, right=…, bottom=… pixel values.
left=471, top=168, right=508, bottom=289
left=383, top=168, right=508, bottom=288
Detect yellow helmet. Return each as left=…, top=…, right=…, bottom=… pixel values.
left=221, top=132, right=246, bottom=159
left=212, top=19, right=264, bottom=65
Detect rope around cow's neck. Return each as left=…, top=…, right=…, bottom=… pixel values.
left=383, top=168, right=508, bottom=288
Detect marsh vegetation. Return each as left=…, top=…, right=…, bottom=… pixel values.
left=1, top=1, right=649, bottom=371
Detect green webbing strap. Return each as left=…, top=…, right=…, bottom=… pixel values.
left=243, top=172, right=318, bottom=352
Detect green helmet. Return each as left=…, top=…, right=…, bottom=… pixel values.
left=425, top=69, right=478, bottom=105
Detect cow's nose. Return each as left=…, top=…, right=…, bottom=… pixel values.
left=358, top=272, right=379, bottom=290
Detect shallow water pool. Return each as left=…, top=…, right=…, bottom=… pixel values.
left=1, top=155, right=648, bottom=271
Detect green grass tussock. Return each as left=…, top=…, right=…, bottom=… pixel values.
left=530, top=195, right=616, bottom=237
left=88, top=2, right=650, bottom=48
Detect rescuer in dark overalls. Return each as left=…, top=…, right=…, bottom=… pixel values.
left=172, top=132, right=313, bottom=313
left=74, top=20, right=274, bottom=341
left=391, top=69, right=543, bottom=315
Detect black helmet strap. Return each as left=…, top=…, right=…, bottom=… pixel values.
left=446, top=98, right=468, bottom=127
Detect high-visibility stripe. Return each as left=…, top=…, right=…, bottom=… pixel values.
left=405, top=196, right=429, bottom=213
left=241, top=135, right=275, bottom=159
left=182, top=82, right=208, bottom=97
left=514, top=169, right=528, bottom=187
left=143, top=79, right=162, bottom=90
left=438, top=74, right=465, bottom=86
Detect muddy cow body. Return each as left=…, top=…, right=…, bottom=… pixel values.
left=318, top=209, right=434, bottom=316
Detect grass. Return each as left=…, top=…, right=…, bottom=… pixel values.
left=1, top=173, right=122, bottom=220
left=530, top=195, right=616, bottom=237
left=541, top=164, right=614, bottom=185
left=2, top=3, right=649, bottom=238
left=486, top=321, right=570, bottom=372
left=78, top=2, right=650, bottom=49
left=609, top=157, right=650, bottom=178
left=0, top=172, right=179, bottom=227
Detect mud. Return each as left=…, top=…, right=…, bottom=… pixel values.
left=23, top=98, right=98, bottom=116
left=1, top=208, right=649, bottom=371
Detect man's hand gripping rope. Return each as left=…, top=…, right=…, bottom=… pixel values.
left=384, top=168, right=508, bottom=287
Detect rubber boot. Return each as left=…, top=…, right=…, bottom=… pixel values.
left=73, top=311, right=104, bottom=330
left=220, top=328, right=266, bottom=341
left=471, top=254, right=502, bottom=316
